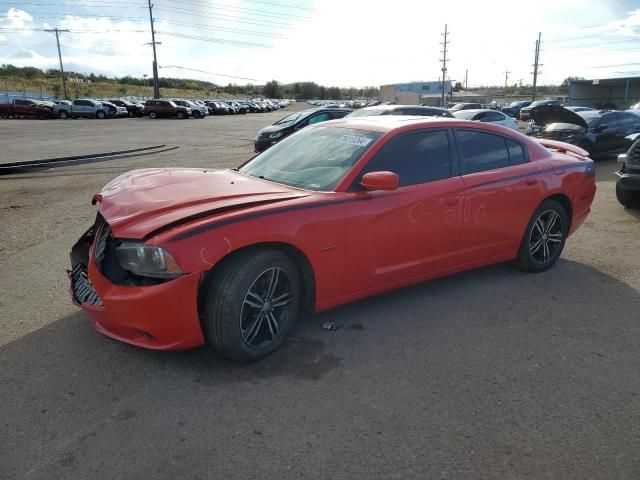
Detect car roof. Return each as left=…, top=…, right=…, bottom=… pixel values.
left=317, top=115, right=491, bottom=132
left=453, top=109, right=502, bottom=114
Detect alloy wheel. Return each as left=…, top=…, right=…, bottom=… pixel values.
left=529, top=209, right=564, bottom=264
left=240, top=267, right=293, bottom=348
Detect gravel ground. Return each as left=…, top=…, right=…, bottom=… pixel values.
left=1, top=105, right=639, bottom=480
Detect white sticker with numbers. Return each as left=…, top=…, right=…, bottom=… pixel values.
left=336, top=135, right=373, bottom=146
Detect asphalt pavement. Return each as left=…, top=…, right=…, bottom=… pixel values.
left=1, top=104, right=639, bottom=480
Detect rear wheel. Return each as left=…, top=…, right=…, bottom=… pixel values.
left=202, top=249, right=301, bottom=362
left=96, top=110, right=106, bottom=119
left=515, top=199, right=568, bottom=273
left=616, top=182, right=640, bottom=209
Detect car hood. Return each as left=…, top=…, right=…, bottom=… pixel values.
left=529, top=105, right=588, bottom=128
left=258, top=124, right=289, bottom=136
left=93, top=168, right=309, bottom=239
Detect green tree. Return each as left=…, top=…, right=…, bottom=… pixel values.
left=262, top=80, right=282, bottom=98
left=561, top=76, right=585, bottom=88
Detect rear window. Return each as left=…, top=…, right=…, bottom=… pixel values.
left=456, top=130, right=510, bottom=174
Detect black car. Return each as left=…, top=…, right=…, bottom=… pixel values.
left=615, top=133, right=640, bottom=208
left=519, top=99, right=562, bottom=121
left=346, top=104, right=453, bottom=118
left=107, top=99, right=143, bottom=117
left=529, top=105, right=640, bottom=156
left=205, top=101, right=230, bottom=115
left=449, top=102, right=482, bottom=112
left=501, top=101, right=531, bottom=119
left=254, top=107, right=352, bottom=152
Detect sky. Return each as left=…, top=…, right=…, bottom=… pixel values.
left=1, top=0, right=640, bottom=88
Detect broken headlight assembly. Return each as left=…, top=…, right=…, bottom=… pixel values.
left=115, top=242, right=183, bottom=279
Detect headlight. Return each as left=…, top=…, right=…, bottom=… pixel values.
left=269, top=131, right=284, bottom=139
left=116, top=242, right=183, bottom=279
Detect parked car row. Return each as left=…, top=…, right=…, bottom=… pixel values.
left=0, top=97, right=291, bottom=120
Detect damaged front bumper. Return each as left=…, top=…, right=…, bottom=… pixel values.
left=68, top=222, right=205, bottom=350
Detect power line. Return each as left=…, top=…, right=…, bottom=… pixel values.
left=157, top=31, right=273, bottom=49
left=159, top=65, right=264, bottom=82
left=155, top=18, right=289, bottom=39
left=243, top=0, right=314, bottom=10
left=153, top=6, right=293, bottom=28
left=155, top=0, right=312, bottom=21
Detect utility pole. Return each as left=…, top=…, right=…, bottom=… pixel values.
left=531, top=32, right=542, bottom=102
left=465, top=69, right=468, bottom=91
left=504, top=70, right=510, bottom=89
left=440, top=24, right=449, bottom=107
left=44, top=28, right=69, bottom=99
left=146, top=0, right=161, bottom=98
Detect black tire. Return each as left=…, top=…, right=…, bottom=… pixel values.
left=128, top=110, right=135, bottom=118
left=515, top=199, right=568, bottom=273
left=96, top=110, right=106, bottom=119
left=176, top=111, right=186, bottom=119
left=192, top=110, right=201, bottom=118
left=148, top=111, right=157, bottom=119
left=58, top=110, right=69, bottom=119
left=616, top=182, right=640, bottom=209
left=202, top=249, right=302, bottom=362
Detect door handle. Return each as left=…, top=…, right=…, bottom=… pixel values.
left=524, top=178, right=538, bottom=186
left=444, top=197, right=459, bottom=206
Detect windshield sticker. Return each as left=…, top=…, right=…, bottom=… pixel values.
left=336, top=135, right=373, bottom=146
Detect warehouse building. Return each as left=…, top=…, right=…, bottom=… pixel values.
left=379, top=81, right=451, bottom=105
left=569, top=77, right=640, bottom=109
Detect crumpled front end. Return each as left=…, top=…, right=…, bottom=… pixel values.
left=69, top=214, right=205, bottom=350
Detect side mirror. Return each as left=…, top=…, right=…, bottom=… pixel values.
left=360, top=171, right=399, bottom=191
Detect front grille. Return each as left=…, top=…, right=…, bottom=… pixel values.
left=628, top=139, right=640, bottom=164
left=71, top=263, right=102, bottom=306
left=94, top=217, right=111, bottom=267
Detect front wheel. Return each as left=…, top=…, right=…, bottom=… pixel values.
left=176, top=111, right=186, bottom=119
left=96, top=110, right=106, bottom=119
left=192, top=110, right=201, bottom=118
left=148, top=111, right=157, bottom=119
left=58, top=110, right=69, bottom=119
left=515, top=199, right=568, bottom=273
left=202, top=250, right=301, bottom=362
left=616, top=182, right=640, bottom=209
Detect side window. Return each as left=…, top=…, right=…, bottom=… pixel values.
left=360, top=130, right=451, bottom=187
left=486, top=111, right=505, bottom=122
left=308, top=113, right=331, bottom=125
left=456, top=130, right=510, bottom=174
left=14, top=99, right=28, bottom=105
left=474, top=112, right=488, bottom=122
left=600, top=113, right=618, bottom=129
left=506, top=138, right=528, bottom=165
left=616, top=113, right=636, bottom=131
left=329, top=111, right=349, bottom=120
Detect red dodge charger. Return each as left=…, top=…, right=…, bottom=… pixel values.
left=70, top=116, right=596, bottom=361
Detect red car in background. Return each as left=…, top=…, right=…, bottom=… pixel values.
left=70, top=116, right=596, bottom=362
left=0, top=98, right=54, bottom=118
